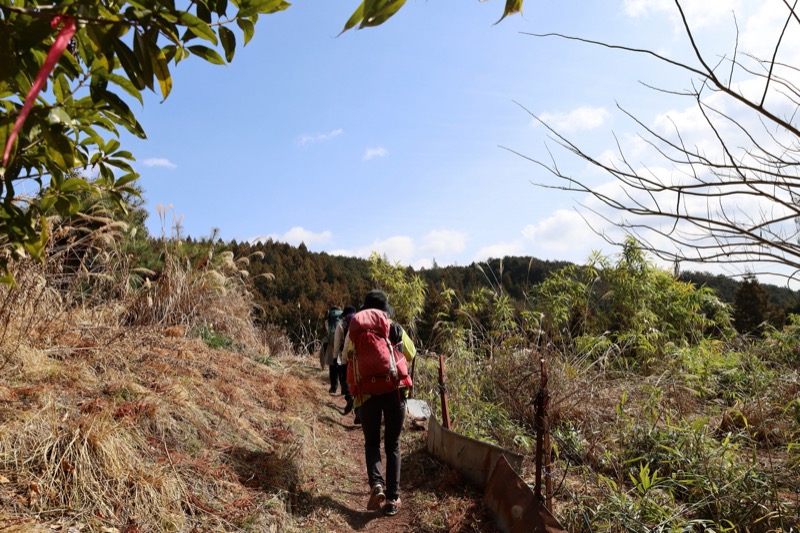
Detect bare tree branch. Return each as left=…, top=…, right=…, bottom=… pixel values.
left=519, top=1, right=800, bottom=282
left=761, top=0, right=797, bottom=106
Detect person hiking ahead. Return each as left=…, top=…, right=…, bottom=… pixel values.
left=343, top=290, right=416, bottom=517
left=319, top=306, right=343, bottom=394
left=333, top=305, right=357, bottom=415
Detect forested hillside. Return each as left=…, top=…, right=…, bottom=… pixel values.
left=228, top=239, right=799, bottom=348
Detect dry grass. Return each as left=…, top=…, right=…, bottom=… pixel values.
left=0, top=247, right=318, bottom=531
left=0, top=265, right=64, bottom=362
left=2, top=404, right=183, bottom=527
left=123, top=250, right=262, bottom=350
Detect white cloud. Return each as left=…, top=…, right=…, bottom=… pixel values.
left=298, top=128, right=344, bottom=147
left=623, top=0, right=742, bottom=30
left=622, top=0, right=670, bottom=18
left=411, top=258, right=434, bottom=270
left=142, top=158, right=177, bottom=169
left=336, top=237, right=415, bottom=263
left=742, top=4, right=800, bottom=61
left=363, top=147, right=389, bottom=161
left=420, top=229, right=467, bottom=256
left=345, top=236, right=416, bottom=265
left=330, top=230, right=466, bottom=270
left=254, top=226, right=332, bottom=246
left=521, top=209, right=599, bottom=254
left=537, top=106, right=611, bottom=133
left=473, top=241, right=524, bottom=262
left=369, top=236, right=415, bottom=263
left=328, top=248, right=354, bottom=258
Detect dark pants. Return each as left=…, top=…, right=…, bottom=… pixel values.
left=359, top=390, right=406, bottom=501
left=337, top=363, right=352, bottom=400
left=328, top=362, right=340, bottom=391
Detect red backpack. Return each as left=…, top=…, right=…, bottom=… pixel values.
left=348, top=308, right=411, bottom=396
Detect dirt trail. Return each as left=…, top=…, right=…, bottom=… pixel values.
left=296, top=365, right=420, bottom=532
left=288, top=361, right=500, bottom=533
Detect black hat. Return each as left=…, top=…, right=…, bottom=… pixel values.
left=343, top=305, right=357, bottom=315
left=362, top=289, right=393, bottom=317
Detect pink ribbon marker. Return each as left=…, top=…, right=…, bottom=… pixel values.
left=3, top=14, right=77, bottom=167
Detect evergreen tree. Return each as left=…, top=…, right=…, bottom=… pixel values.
left=733, top=275, right=770, bottom=336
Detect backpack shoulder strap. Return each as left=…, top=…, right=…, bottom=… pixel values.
left=389, top=322, right=403, bottom=344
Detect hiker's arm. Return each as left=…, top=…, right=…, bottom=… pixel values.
left=333, top=322, right=344, bottom=361
left=341, top=335, right=353, bottom=364
left=389, top=323, right=416, bottom=362
left=399, top=329, right=416, bottom=362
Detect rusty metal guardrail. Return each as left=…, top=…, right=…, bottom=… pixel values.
left=425, top=354, right=568, bottom=533
left=427, top=416, right=523, bottom=489
left=484, top=455, right=566, bottom=533
left=426, top=418, right=567, bottom=532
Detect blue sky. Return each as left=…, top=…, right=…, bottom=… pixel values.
left=121, top=1, right=791, bottom=274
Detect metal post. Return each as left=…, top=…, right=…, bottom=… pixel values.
left=533, top=360, right=544, bottom=503
left=541, top=358, right=553, bottom=513
left=409, top=353, right=417, bottom=399
left=438, top=352, right=451, bottom=429
left=533, top=357, right=553, bottom=511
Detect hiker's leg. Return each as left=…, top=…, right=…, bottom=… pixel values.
left=359, top=396, right=384, bottom=488
left=338, top=364, right=351, bottom=398
left=328, top=363, right=338, bottom=392
left=382, top=391, right=406, bottom=501
left=339, top=364, right=354, bottom=413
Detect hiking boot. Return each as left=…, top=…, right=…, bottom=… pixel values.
left=384, top=497, right=401, bottom=516
left=367, top=485, right=385, bottom=511
left=344, top=397, right=354, bottom=415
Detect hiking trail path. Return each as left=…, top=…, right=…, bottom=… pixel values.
left=292, top=362, right=498, bottom=533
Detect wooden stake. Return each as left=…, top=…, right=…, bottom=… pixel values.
left=438, top=352, right=451, bottom=429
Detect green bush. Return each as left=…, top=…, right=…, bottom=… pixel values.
left=198, top=326, right=234, bottom=350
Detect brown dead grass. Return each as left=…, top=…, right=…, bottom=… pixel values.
left=0, top=321, right=316, bottom=531
left=0, top=256, right=321, bottom=532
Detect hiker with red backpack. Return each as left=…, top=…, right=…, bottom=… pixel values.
left=319, top=306, right=343, bottom=394
left=342, top=290, right=416, bottom=517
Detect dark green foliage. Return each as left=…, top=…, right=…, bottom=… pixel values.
left=230, top=241, right=572, bottom=351
left=418, top=280, right=452, bottom=347
left=733, top=275, right=772, bottom=335
left=420, top=256, right=571, bottom=304
left=240, top=239, right=371, bottom=349
left=681, top=270, right=797, bottom=310
left=532, top=240, right=734, bottom=367
left=226, top=237, right=800, bottom=353
left=0, top=0, right=291, bottom=281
